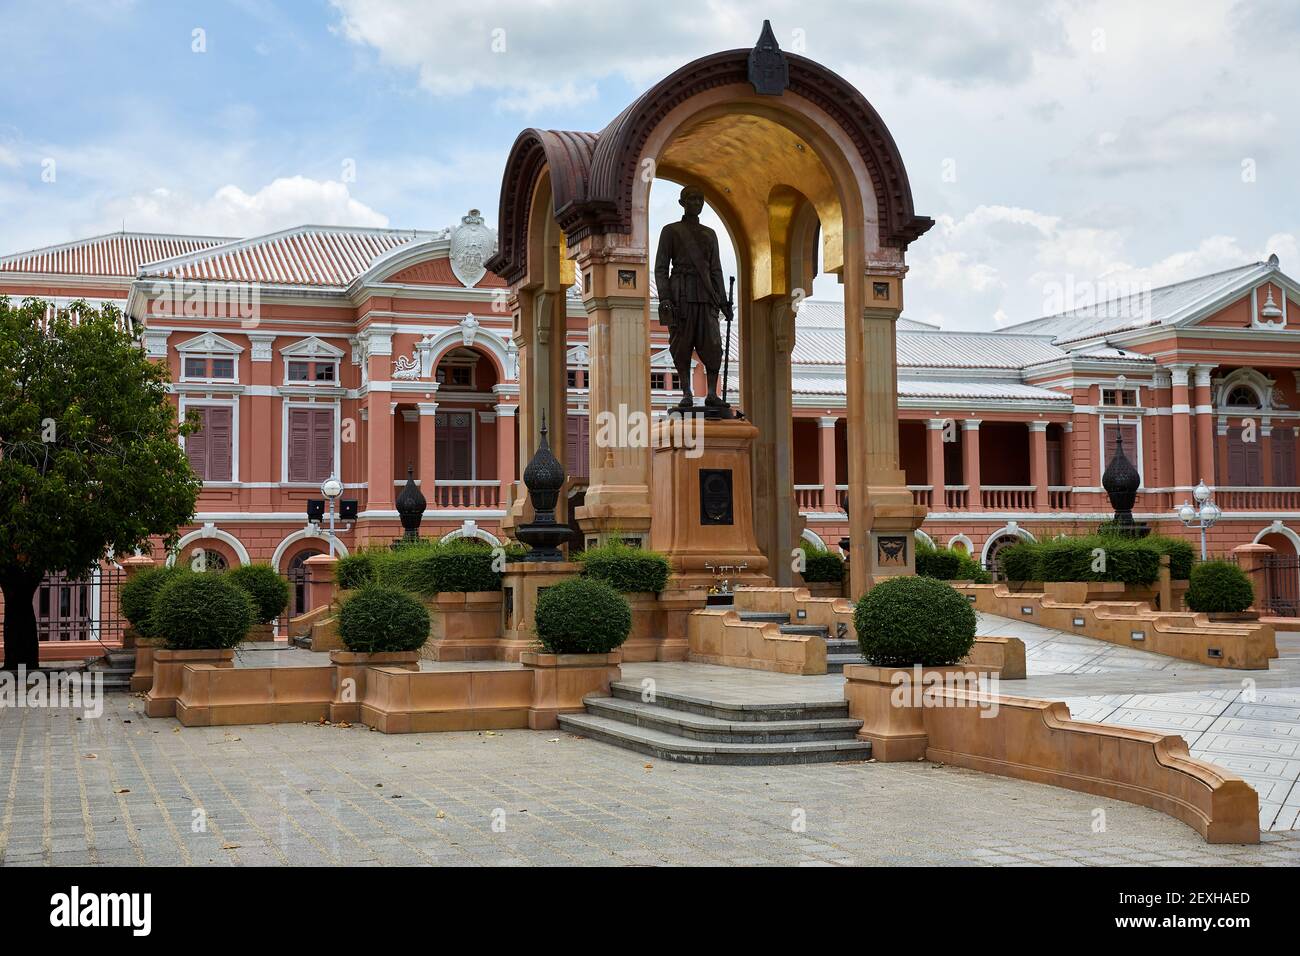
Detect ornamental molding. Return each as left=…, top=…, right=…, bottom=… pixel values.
left=449, top=209, right=497, bottom=288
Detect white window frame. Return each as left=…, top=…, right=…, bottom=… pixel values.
left=435, top=406, right=478, bottom=481
left=179, top=395, right=240, bottom=485
left=280, top=336, right=345, bottom=389
left=176, top=332, right=243, bottom=385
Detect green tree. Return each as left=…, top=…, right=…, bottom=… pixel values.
left=0, top=297, right=200, bottom=669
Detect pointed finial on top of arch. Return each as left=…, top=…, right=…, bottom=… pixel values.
left=748, top=20, right=789, bottom=96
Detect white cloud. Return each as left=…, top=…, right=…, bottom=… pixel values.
left=94, top=177, right=389, bottom=238
left=1063, top=110, right=1279, bottom=175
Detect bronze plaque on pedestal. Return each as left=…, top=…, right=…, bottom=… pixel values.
left=699, top=468, right=734, bottom=525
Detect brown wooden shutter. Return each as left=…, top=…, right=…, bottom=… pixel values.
left=310, top=408, right=335, bottom=481
left=207, top=406, right=233, bottom=482
left=1274, top=427, right=1296, bottom=486
left=1227, top=426, right=1262, bottom=486
left=566, top=414, right=587, bottom=478
left=288, top=408, right=311, bottom=482
left=1046, top=437, right=1062, bottom=486
left=186, top=406, right=209, bottom=480
left=1103, top=423, right=1139, bottom=482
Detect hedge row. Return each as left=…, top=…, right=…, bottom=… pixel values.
left=578, top=542, right=671, bottom=593
left=336, top=539, right=530, bottom=595
left=998, top=533, right=1196, bottom=585
left=915, top=542, right=991, bottom=584
left=796, top=540, right=845, bottom=584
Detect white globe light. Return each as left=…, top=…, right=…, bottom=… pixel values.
left=321, top=476, right=343, bottom=499
left=1193, top=480, right=1210, bottom=503
left=1200, top=502, right=1221, bottom=524
left=1178, top=503, right=1196, bottom=523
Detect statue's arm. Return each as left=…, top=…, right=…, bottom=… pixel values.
left=653, top=227, right=675, bottom=315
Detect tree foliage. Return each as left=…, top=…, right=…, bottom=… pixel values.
left=0, top=297, right=199, bottom=667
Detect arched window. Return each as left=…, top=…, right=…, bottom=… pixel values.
left=1226, top=385, right=1259, bottom=408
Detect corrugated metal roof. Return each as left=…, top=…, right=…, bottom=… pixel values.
left=999, top=262, right=1267, bottom=343
left=138, top=226, right=442, bottom=287
left=751, top=325, right=1066, bottom=370
left=0, top=232, right=234, bottom=277
left=775, top=374, right=1071, bottom=401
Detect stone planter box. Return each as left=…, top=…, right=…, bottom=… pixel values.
left=245, top=623, right=275, bottom=643
left=144, top=648, right=236, bottom=718
left=420, top=591, right=503, bottom=661
left=129, top=636, right=162, bottom=692
left=328, top=649, right=419, bottom=723
left=521, top=650, right=622, bottom=730
left=621, top=592, right=668, bottom=662
left=843, top=663, right=987, bottom=762
left=1206, top=611, right=1260, bottom=623
left=802, top=581, right=845, bottom=599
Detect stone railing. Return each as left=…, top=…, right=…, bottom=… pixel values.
left=907, top=485, right=932, bottom=508
left=1048, top=486, right=1072, bottom=510
left=1216, top=487, right=1300, bottom=511
left=944, top=485, right=969, bottom=510
left=432, top=479, right=502, bottom=509
left=794, top=484, right=824, bottom=511
left=981, top=485, right=1035, bottom=510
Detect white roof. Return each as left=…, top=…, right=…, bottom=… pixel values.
left=0, top=232, right=233, bottom=278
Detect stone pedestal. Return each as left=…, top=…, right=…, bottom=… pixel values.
left=522, top=650, right=622, bottom=730
left=648, top=418, right=772, bottom=590
left=500, top=561, right=581, bottom=660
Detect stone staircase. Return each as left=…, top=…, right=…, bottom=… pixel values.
left=735, top=610, right=864, bottom=674
left=557, top=679, right=871, bottom=765
left=85, top=648, right=135, bottom=691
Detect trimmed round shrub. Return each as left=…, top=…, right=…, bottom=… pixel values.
left=853, top=576, right=976, bottom=667
left=579, top=542, right=671, bottom=592
left=335, top=551, right=377, bottom=590
left=799, top=541, right=846, bottom=584
left=534, top=578, right=631, bottom=654
left=338, top=585, right=431, bottom=653
left=151, top=572, right=254, bottom=650
left=226, top=563, right=290, bottom=625
left=120, top=564, right=187, bottom=638
left=1186, top=561, right=1254, bottom=614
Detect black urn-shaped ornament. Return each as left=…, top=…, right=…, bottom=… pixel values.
left=395, top=463, right=426, bottom=544
left=1101, top=431, right=1147, bottom=536
left=516, top=412, right=570, bottom=562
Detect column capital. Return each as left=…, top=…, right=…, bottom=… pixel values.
left=1027, top=420, right=1049, bottom=433
left=1167, top=364, right=1192, bottom=387
left=926, top=418, right=949, bottom=430
left=962, top=419, right=982, bottom=430
left=1193, top=366, right=1215, bottom=388
left=417, top=402, right=438, bottom=415
left=495, top=403, right=518, bottom=417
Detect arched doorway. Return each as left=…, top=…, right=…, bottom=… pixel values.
left=487, top=24, right=932, bottom=596
left=287, top=548, right=324, bottom=618
left=1257, top=529, right=1299, bottom=617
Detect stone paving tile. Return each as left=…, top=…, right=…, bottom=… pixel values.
left=3, top=693, right=1299, bottom=867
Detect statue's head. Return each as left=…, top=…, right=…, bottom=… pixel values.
left=678, top=186, right=705, bottom=218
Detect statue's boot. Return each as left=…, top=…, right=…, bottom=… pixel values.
left=704, top=371, right=727, bottom=408
left=676, top=393, right=695, bottom=410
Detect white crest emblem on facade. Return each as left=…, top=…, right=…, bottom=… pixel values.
left=450, top=209, right=496, bottom=288
left=459, top=312, right=480, bottom=347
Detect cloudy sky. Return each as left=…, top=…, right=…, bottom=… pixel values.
left=0, top=0, right=1296, bottom=329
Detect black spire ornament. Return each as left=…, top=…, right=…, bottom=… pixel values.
left=394, top=463, right=426, bottom=545
left=1101, top=431, right=1148, bottom=537
left=515, top=411, right=570, bottom=562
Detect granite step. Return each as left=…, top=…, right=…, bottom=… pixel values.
left=825, top=638, right=859, bottom=654
left=827, top=653, right=866, bottom=674
left=582, top=695, right=862, bottom=743
left=557, top=711, right=872, bottom=765
left=778, top=623, right=829, bottom=637
left=609, top=680, right=849, bottom=722
left=736, top=611, right=791, bottom=625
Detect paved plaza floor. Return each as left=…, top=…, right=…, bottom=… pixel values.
left=0, top=612, right=1297, bottom=866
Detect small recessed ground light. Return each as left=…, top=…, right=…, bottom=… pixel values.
left=796, top=609, right=806, bottom=620
left=1021, top=606, right=1034, bottom=615
left=1130, top=631, right=1145, bottom=642
left=1208, top=648, right=1223, bottom=659
left=967, top=595, right=977, bottom=603
left=1073, top=617, right=1086, bottom=627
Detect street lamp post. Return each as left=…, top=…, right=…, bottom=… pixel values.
left=1176, top=479, right=1221, bottom=560
left=321, top=475, right=343, bottom=557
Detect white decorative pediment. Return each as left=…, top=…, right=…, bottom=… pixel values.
left=567, top=344, right=590, bottom=367
left=279, top=336, right=344, bottom=359
left=650, top=348, right=676, bottom=369
left=176, top=331, right=243, bottom=355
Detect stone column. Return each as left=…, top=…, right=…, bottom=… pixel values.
left=417, top=400, right=438, bottom=505
left=495, top=402, right=518, bottom=508
left=1028, top=421, right=1049, bottom=510
left=1262, top=420, right=1275, bottom=486
left=571, top=243, right=652, bottom=547
left=819, top=415, right=839, bottom=512
left=364, top=328, right=395, bottom=510
left=962, top=419, right=982, bottom=510
left=1169, top=364, right=1194, bottom=490
left=1194, top=365, right=1217, bottom=485
left=926, top=418, right=947, bottom=510
left=1060, top=422, right=1074, bottom=491
left=247, top=332, right=276, bottom=509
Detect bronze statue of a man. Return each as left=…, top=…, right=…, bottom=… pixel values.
left=654, top=186, right=732, bottom=412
